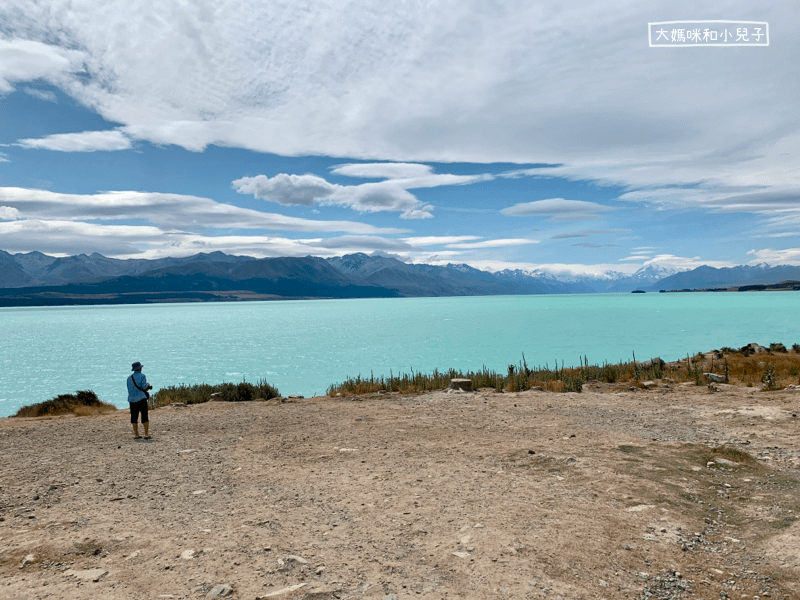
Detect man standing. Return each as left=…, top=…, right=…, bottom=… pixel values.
left=127, top=361, right=153, bottom=439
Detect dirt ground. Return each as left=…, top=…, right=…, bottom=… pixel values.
left=2, top=381, right=800, bottom=600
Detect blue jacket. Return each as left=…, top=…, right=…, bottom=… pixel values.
left=127, top=371, right=149, bottom=403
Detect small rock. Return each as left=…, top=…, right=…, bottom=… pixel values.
left=626, top=504, right=655, bottom=512
left=452, top=551, right=470, bottom=558
left=704, top=373, right=726, bottom=383
left=206, top=584, right=233, bottom=599
left=64, top=568, right=110, bottom=582
left=20, top=554, right=34, bottom=568
left=284, top=554, right=308, bottom=565
left=448, top=378, right=473, bottom=392
left=180, top=549, right=196, bottom=560
left=715, top=458, right=739, bottom=467
left=260, top=583, right=307, bottom=597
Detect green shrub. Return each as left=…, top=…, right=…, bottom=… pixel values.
left=761, top=364, right=778, bottom=390
left=14, top=390, right=116, bottom=418
left=151, top=378, right=280, bottom=408
left=769, top=342, right=787, bottom=353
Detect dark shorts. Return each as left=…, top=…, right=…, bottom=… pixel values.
left=129, top=399, right=149, bottom=424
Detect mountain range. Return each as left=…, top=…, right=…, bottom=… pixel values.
left=0, top=249, right=799, bottom=306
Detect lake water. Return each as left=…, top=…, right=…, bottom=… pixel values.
left=1, top=292, right=798, bottom=417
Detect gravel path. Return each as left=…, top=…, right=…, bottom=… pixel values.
left=2, top=384, right=800, bottom=599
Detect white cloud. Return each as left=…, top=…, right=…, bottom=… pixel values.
left=619, top=255, right=652, bottom=261
left=2, top=0, right=799, bottom=254
left=402, top=236, right=481, bottom=246
left=0, top=152, right=9, bottom=163
left=641, top=254, right=734, bottom=271
left=0, top=219, right=168, bottom=256
left=0, top=206, right=20, bottom=220
left=331, top=163, right=434, bottom=179
left=22, top=87, right=57, bottom=102
left=746, top=248, right=800, bottom=266
left=501, top=198, right=614, bottom=221
left=0, top=187, right=407, bottom=234
left=17, top=130, right=132, bottom=152
left=231, top=174, right=336, bottom=207
left=303, top=235, right=414, bottom=252
left=444, top=238, right=538, bottom=249
left=0, top=38, right=84, bottom=93
left=233, top=165, right=486, bottom=218
left=399, top=207, right=434, bottom=220
left=550, top=228, right=630, bottom=239
left=762, top=232, right=800, bottom=238
left=457, top=260, right=640, bottom=278
left=0, top=219, right=418, bottom=260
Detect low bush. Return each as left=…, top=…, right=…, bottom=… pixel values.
left=14, top=390, right=117, bottom=418
left=150, top=378, right=280, bottom=408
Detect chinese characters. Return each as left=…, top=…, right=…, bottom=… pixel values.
left=649, top=21, right=769, bottom=47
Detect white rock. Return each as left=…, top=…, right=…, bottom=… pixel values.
left=626, top=504, right=655, bottom=512
left=181, top=550, right=196, bottom=560
left=452, top=551, right=470, bottom=558
left=261, top=583, right=307, bottom=597
left=64, top=568, right=110, bottom=582
left=20, top=554, right=34, bottom=568
left=206, top=584, right=233, bottom=599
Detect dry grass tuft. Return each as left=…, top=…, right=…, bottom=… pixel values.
left=327, top=344, right=800, bottom=396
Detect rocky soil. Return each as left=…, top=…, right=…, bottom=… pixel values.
left=2, top=381, right=800, bottom=600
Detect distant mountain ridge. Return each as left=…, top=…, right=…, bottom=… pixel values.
left=647, top=264, right=800, bottom=291
left=0, top=249, right=798, bottom=306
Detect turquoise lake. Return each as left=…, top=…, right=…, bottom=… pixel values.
left=1, top=292, right=798, bottom=417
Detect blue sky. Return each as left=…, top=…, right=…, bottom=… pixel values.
left=1, top=1, right=798, bottom=278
